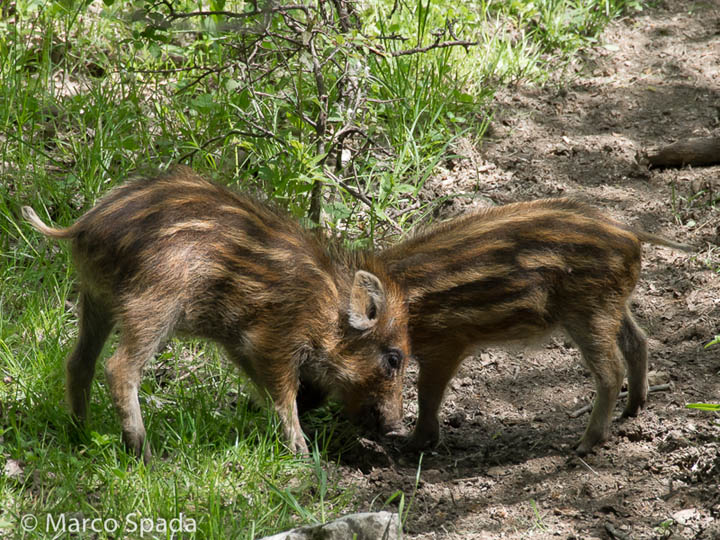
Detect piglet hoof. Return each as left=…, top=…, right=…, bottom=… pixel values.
left=621, top=402, right=644, bottom=419
left=403, top=430, right=440, bottom=453
left=122, top=435, right=152, bottom=464
left=66, top=420, right=88, bottom=446
left=574, top=433, right=606, bottom=457
left=288, top=437, right=310, bottom=456
left=574, top=442, right=592, bottom=457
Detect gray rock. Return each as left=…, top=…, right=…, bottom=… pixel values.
left=257, top=511, right=402, bottom=540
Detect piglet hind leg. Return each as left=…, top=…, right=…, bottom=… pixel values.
left=104, top=340, right=154, bottom=463
left=565, top=316, right=625, bottom=456
left=617, top=308, right=649, bottom=418
left=103, top=310, right=173, bottom=465
left=65, top=292, right=115, bottom=427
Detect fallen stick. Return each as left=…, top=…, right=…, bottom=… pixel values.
left=569, top=383, right=672, bottom=418
left=577, top=456, right=599, bottom=476
left=641, top=136, right=720, bottom=168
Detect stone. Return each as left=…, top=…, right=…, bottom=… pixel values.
left=258, top=511, right=402, bottom=540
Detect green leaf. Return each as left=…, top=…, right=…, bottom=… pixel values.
left=90, top=431, right=113, bottom=446
left=190, top=94, right=216, bottom=114
left=225, top=79, right=241, bottom=92
left=686, top=403, right=720, bottom=411
left=395, top=183, right=417, bottom=194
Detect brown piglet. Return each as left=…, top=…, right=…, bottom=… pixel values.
left=23, top=167, right=410, bottom=462
left=381, top=198, right=691, bottom=456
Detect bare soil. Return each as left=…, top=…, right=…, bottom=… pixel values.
left=330, top=2, right=720, bottom=538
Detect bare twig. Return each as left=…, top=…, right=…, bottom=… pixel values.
left=568, top=404, right=592, bottom=418
left=390, top=39, right=479, bottom=57
left=175, top=65, right=233, bottom=94
left=372, top=33, right=409, bottom=41
left=120, top=65, right=204, bottom=75
left=446, top=18, right=461, bottom=41
left=177, top=128, right=278, bottom=163
left=176, top=364, right=204, bottom=383
left=326, top=125, right=368, bottom=159
left=331, top=0, right=354, bottom=32
left=163, top=4, right=310, bottom=22
left=569, top=384, right=672, bottom=418
left=324, top=169, right=402, bottom=232
left=307, top=31, right=329, bottom=223
left=576, top=456, right=599, bottom=476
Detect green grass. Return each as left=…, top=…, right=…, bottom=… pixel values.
left=1, top=0, right=644, bottom=537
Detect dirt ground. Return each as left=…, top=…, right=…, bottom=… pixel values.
left=331, top=2, right=720, bottom=538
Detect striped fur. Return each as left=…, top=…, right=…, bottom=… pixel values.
left=23, top=167, right=410, bottom=461
left=381, top=198, right=691, bottom=456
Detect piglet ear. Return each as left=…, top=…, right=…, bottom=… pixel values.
left=348, top=270, right=386, bottom=331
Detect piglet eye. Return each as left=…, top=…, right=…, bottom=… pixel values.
left=383, top=349, right=403, bottom=374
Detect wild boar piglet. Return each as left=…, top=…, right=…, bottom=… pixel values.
left=381, top=198, right=691, bottom=456
left=23, top=166, right=410, bottom=462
